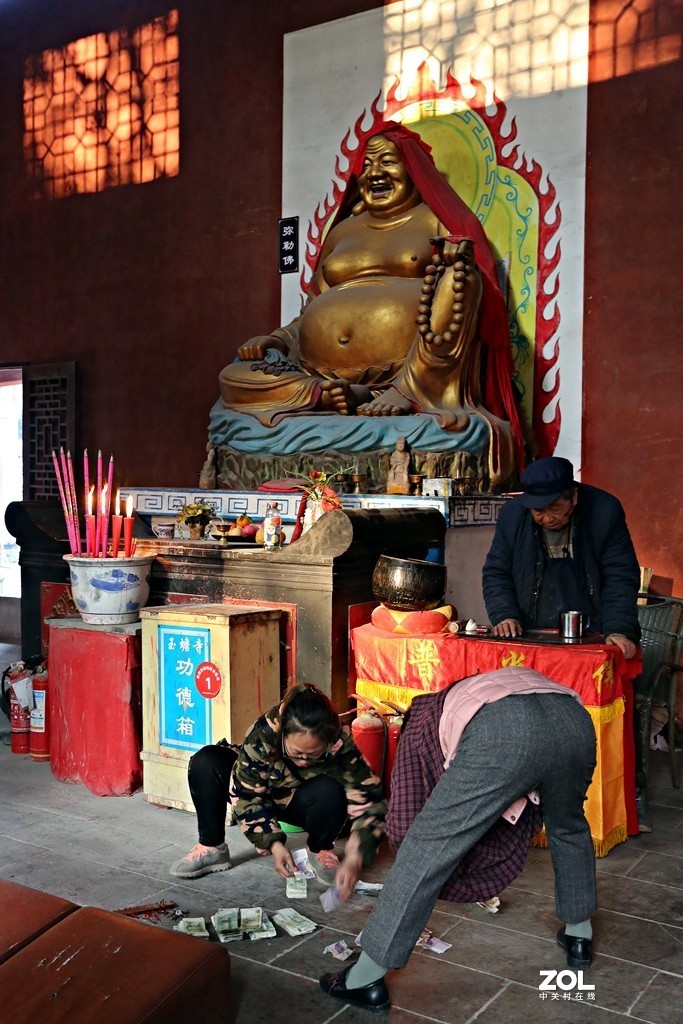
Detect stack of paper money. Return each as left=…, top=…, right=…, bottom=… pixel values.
left=211, top=907, right=263, bottom=943
left=246, top=912, right=277, bottom=941
left=272, top=907, right=317, bottom=936
left=286, top=876, right=308, bottom=899
left=174, top=916, right=210, bottom=939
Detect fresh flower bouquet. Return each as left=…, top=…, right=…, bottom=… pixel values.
left=288, top=466, right=353, bottom=539
left=296, top=469, right=346, bottom=510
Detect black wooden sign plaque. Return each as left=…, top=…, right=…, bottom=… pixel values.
left=278, top=216, right=299, bottom=274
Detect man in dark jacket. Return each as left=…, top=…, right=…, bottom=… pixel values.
left=482, top=456, right=640, bottom=656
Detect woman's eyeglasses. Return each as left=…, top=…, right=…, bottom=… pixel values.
left=282, top=735, right=331, bottom=764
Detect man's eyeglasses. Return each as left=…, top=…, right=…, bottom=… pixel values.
left=282, top=735, right=331, bottom=764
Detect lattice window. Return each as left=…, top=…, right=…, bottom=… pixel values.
left=23, top=363, right=76, bottom=501
left=23, top=9, right=179, bottom=199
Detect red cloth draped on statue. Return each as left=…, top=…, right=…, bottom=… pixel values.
left=323, top=121, right=524, bottom=470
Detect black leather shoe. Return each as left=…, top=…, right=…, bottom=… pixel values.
left=556, top=927, right=593, bottom=968
left=320, top=965, right=390, bottom=1014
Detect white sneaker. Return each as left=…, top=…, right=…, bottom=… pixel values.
left=170, top=842, right=231, bottom=879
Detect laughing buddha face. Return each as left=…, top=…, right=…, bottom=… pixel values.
left=358, top=135, right=420, bottom=216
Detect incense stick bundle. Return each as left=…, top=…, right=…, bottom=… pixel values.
left=96, top=449, right=103, bottom=558
left=66, top=450, right=82, bottom=554
left=83, top=448, right=91, bottom=556
left=101, top=454, right=114, bottom=556
left=59, top=448, right=79, bottom=554
left=51, top=449, right=77, bottom=553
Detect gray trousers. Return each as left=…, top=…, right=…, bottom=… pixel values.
left=361, top=693, right=597, bottom=969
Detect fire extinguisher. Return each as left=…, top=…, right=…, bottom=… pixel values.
left=351, top=698, right=386, bottom=781
left=30, top=663, right=50, bottom=762
left=384, top=709, right=404, bottom=798
left=1, top=661, right=32, bottom=755
left=351, top=695, right=406, bottom=797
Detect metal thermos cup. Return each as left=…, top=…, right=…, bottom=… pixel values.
left=560, top=610, right=586, bottom=639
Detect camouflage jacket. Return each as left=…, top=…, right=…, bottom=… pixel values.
left=228, top=703, right=386, bottom=864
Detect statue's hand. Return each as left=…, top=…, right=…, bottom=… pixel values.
left=236, top=336, right=288, bottom=362
left=430, top=236, right=475, bottom=268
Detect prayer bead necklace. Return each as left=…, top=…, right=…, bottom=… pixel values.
left=416, top=251, right=469, bottom=347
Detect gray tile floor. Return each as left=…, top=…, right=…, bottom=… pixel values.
left=1, top=641, right=681, bottom=1023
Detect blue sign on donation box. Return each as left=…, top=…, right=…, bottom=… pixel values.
left=158, top=624, right=212, bottom=752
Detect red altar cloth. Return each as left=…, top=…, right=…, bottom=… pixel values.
left=351, top=624, right=641, bottom=856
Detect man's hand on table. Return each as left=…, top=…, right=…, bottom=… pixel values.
left=491, top=618, right=523, bottom=638
left=605, top=634, right=637, bottom=659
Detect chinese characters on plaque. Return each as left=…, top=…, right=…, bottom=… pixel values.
left=278, top=216, right=299, bottom=274
left=159, top=625, right=212, bottom=750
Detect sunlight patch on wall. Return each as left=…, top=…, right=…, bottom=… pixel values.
left=23, top=9, right=179, bottom=199
left=591, top=0, right=681, bottom=83
left=383, top=0, right=589, bottom=103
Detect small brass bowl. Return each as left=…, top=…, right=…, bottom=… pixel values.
left=211, top=523, right=232, bottom=544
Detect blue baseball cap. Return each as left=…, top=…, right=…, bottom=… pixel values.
left=519, top=457, right=575, bottom=509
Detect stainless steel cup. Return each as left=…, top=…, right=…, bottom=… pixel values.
left=560, top=610, right=587, bottom=639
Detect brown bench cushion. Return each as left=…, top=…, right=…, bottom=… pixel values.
left=0, top=906, right=231, bottom=1023
left=0, top=878, right=77, bottom=965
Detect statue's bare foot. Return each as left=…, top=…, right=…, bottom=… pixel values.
left=319, top=380, right=371, bottom=415
left=358, top=387, right=413, bottom=417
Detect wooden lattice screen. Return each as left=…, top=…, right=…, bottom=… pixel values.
left=22, top=362, right=76, bottom=501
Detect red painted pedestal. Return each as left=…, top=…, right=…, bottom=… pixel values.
left=47, top=618, right=143, bottom=796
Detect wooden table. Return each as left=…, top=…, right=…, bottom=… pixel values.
left=351, top=624, right=642, bottom=856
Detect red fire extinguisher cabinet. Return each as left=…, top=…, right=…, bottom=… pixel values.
left=47, top=618, right=143, bottom=796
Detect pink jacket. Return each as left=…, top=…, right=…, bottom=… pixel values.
left=438, top=666, right=584, bottom=824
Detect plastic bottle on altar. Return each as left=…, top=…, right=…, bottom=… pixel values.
left=263, top=502, right=282, bottom=550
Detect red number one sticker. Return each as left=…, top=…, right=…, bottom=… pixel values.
left=195, top=661, right=222, bottom=699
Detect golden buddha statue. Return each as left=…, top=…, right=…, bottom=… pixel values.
left=217, top=123, right=523, bottom=484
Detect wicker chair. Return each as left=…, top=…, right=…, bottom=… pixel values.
left=636, top=596, right=683, bottom=788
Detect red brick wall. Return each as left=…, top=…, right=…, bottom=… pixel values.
left=0, top=0, right=382, bottom=491
left=584, top=0, right=683, bottom=590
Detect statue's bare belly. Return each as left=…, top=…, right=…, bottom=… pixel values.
left=298, top=276, right=423, bottom=379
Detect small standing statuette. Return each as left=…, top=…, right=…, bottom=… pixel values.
left=386, top=437, right=410, bottom=495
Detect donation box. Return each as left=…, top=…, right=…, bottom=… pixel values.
left=140, top=602, right=281, bottom=811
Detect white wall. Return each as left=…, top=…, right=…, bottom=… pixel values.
left=282, top=0, right=589, bottom=472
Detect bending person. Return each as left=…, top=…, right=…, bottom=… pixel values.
left=170, top=683, right=386, bottom=896
left=320, top=666, right=597, bottom=1014
left=386, top=678, right=543, bottom=909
